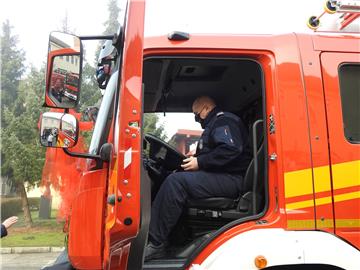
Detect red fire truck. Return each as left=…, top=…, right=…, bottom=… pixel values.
left=40, top=0, right=359, bottom=269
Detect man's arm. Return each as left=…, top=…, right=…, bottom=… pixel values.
left=1, top=216, right=18, bottom=237
left=1, top=224, right=7, bottom=238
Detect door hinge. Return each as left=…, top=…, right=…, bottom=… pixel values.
left=270, top=153, right=277, bottom=161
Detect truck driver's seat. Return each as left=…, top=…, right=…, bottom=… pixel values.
left=185, top=119, right=265, bottom=223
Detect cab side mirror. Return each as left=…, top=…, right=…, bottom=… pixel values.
left=40, top=112, right=79, bottom=148
left=45, top=32, right=82, bottom=108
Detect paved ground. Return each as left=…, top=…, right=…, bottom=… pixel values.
left=1, top=252, right=61, bottom=270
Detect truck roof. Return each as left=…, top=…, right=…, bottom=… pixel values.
left=144, top=32, right=360, bottom=53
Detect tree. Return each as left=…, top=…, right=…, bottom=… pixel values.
left=1, top=21, right=46, bottom=226
left=94, top=0, right=121, bottom=63
left=82, top=0, right=121, bottom=103
left=99, top=1, right=168, bottom=142
left=143, top=114, right=167, bottom=141
left=59, top=10, right=76, bottom=34
left=1, top=20, right=25, bottom=115
left=1, top=67, right=46, bottom=227
left=78, top=64, right=102, bottom=111
left=77, top=63, right=102, bottom=149
left=103, top=0, right=120, bottom=35
left=77, top=0, right=121, bottom=146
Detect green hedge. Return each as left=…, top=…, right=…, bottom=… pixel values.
left=1, top=197, right=41, bottom=221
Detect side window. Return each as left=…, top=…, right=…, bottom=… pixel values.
left=338, top=64, right=360, bottom=143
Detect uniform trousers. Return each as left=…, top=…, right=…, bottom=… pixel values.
left=149, top=171, right=243, bottom=244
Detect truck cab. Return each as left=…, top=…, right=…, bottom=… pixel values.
left=40, top=0, right=360, bottom=269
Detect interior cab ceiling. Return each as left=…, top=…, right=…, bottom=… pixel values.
left=143, top=57, right=263, bottom=113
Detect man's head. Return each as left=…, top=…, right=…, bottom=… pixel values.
left=192, top=96, right=216, bottom=121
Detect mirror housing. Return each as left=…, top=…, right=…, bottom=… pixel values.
left=45, top=32, right=82, bottom=108
left=40, top=112, right=79, bottom=148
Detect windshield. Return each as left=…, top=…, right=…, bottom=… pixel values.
left=144, top=112, right=202, bottom=155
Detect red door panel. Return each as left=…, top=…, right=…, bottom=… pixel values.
left=68, top=169, right=108, bottom=269
left=103, top=0, right=146, bottom=269
left=321, top=52, right=360, bottom=249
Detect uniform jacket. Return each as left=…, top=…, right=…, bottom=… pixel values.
left=1, top=224, right=7, bottom=238
left=195, top=107, right=252, bottom=176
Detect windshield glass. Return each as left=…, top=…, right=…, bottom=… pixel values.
left=144, top=112, right=202, bottom=155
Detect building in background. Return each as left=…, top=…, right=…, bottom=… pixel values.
left=171, top=129, right=202, bottom=156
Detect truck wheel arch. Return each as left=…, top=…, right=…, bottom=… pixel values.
left=193, top=228, right=360, bottom=270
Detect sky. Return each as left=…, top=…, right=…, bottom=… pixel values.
left=2, top=0, right=355, bottom=69
left=1, top=0, right=358, bottom=138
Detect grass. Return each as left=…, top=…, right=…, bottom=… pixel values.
left=1, top=209, right=66, bottom=247
left=1, top=232, right=65, bottom=247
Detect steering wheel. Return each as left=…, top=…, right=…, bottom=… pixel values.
left=144, top=133, right=186, bottom=172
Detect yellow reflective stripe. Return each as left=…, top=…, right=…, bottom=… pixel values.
left=284, top=160, right=360, bottom=200
left=286, top=199, right=314, bottom=210
left=317, top=219, right=334, bottom=229
left=286, top=196, right=333, bottom=210
left=315, top=196, right=332, bottom=206
left=332, top=160, right=360, bottom=190
left=287, top=219, right=315, bottom=229
left=334, top=191, right=360, bottom=203
left=336, top=219, right=360, bottom=228
left=284, top=160, right=360, bottom=212
left=284, top=168, right=313, bottom=198
left=286, top=192, right=358, bottom=210
left=313, top=165, right=331, bottom=193
left=287, top=219, right=360, bottom=229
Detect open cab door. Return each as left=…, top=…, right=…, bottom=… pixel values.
left=56, top=0, right=146, bottom=269
left=102, top=0, right=147, bottom=269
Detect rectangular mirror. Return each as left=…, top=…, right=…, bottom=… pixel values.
left=40, top=112, right=79, bottom=148
left=49, top=56, right=80, bottom=106
left=45, top=32, right=82, bottom=108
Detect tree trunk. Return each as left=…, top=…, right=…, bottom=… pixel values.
left=19, top=183, right=33, bottom=227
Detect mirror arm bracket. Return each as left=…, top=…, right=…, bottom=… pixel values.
left=79, top=35, right=115, bottom=41
left=63, top=148, right=105, bottom=162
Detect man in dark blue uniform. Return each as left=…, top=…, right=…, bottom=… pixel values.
left=145, top=96, right=252, bottom=260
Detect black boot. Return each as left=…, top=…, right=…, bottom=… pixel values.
left=144, top=242, right=166, bottom=261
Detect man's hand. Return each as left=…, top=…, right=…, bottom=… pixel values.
left=2, top=216, right=18, bottom=229
left=181, top=156, right=199, bottom=171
